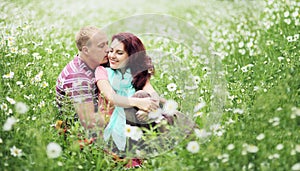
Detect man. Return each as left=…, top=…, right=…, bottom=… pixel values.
left=55, top=26, right=157, bottom=135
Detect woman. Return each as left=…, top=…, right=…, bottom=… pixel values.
left=95, top=33, right=193, bottom=168
left=95, top=32, right=165, bottom=168
left=96, top=32, right=161, bottom=139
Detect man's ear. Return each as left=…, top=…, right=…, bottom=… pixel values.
left=82, top=46, right=89, bottom=55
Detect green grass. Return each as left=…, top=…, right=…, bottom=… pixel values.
left=1, top=0, right=300, bottom=170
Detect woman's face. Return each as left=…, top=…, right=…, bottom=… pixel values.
left=108, top=39, right=129, bottom=70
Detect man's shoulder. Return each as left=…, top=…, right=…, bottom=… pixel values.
left=60, top=57, right=89, bottom=78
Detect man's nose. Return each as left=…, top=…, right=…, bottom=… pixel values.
left=105, top=48, right=109, bottom=53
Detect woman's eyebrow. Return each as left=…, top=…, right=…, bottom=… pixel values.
left=110, top=47, right=124, bottom=52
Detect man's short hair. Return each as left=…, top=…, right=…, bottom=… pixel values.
left=75, top=26, right=101, bottom=51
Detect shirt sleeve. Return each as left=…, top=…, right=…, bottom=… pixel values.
left=95, top=66, right=108, bottom=82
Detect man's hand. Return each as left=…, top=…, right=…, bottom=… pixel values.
left=133, top=97, right=158, bottom=112
left=136, top=110, right=149, bottom=122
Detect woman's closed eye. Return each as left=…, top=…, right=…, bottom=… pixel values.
left=109, top=49, right=125, bottom=55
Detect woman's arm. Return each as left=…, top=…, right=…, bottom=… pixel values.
left=97, top=80, right=158, bottom=112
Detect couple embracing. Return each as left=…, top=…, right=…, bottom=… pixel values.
left=55, top=26, right=177, bottom=168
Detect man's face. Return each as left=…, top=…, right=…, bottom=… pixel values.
left=87, top=32, right=108, bottom=66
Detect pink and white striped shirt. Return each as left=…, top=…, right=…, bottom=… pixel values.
left=56, top=55, right=98, bottom=113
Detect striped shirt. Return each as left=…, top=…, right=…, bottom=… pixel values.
left=56, top=55, right=98, bottom=113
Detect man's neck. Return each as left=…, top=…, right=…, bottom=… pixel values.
left=78, top=53, right=96, bottom=70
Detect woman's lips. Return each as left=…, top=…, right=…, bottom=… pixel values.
left=110, top=60, right=118, bottom=65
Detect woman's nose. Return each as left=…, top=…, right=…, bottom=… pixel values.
left=108, top=51, right=115, bottom=59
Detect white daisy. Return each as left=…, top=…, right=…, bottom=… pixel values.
left=193, top=102, right=206, bottom=112
left=16, top=81, right=23, bottom=86
left=0, top=103, right=8, bottom=111
left=131, top=127, right=143, bottom=141
left=233, top=108, right=244, bottom=114
left=125, top=124, right=134, bottom=137
left=41, top=81, right=49, bottom=88
left=6, top=96, right=16, bottom=104
left=278, top=56, right=284, bottom=61
left=167, top=83, right=177, bottom=92
left=193, top=76, right=201, bottom=84
left=194, top=128, right=211, bottom=139
left=21, top=48, right=28, bottom=55
left=2, top=71, right=14, bottom=79
left=124, top=125, right=143, bottom=141
left=10, top=146, right=23, bottom=157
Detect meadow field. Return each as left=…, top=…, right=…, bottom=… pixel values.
left=1, top=0, right=299, bottom=170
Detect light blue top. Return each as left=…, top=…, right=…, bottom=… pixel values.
left=103, top=68, right=136, bottom=151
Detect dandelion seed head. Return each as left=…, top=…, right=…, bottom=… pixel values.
left=256, top=133, right=265, bottom=140
left=187, top=141, right=200, bottom=153
left=148, top=108, right=162, bottom=119
left=15, top=102, right=29, bottom=114
left=246, top=144, right=259, bottom=153
left=295, top=144, right=300, bottom=153
left=57, top=161, right=63, bottom=166
left=291, top=163, right=300, bottom=171
left=163, top=99, right=178, bottom=116
left=276, top=144, right=284, bottom=150
left=46, top=142, right=62, bottom=158
left=3, top=116, right=17, bottom=131
left=227, top=144, right=235, bottom=150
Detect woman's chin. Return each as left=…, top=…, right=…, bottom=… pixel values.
left=110, top=65, right=117, bottom=69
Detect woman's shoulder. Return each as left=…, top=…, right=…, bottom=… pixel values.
left=95, top=66, right=110, bottom=81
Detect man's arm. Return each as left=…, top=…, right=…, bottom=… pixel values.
left=74, top=102, right=105, bottom=130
